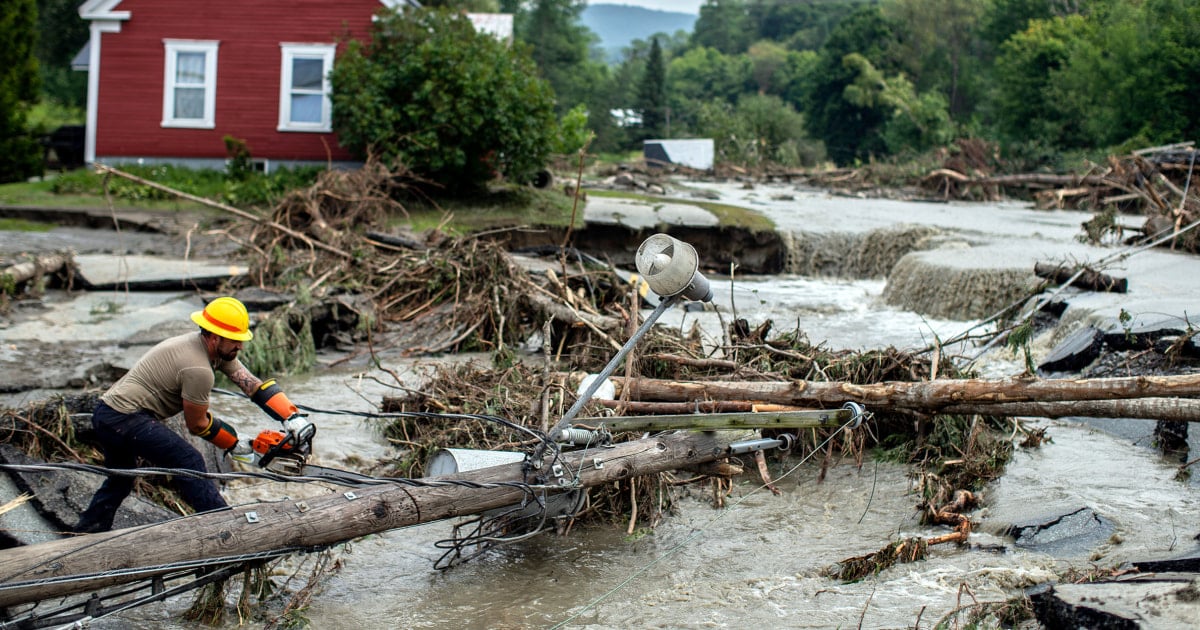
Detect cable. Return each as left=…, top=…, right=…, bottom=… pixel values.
left=548, top=412, right=869, bottom=629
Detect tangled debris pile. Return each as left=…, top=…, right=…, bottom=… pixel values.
left=919, top=142, right=1200, bottom=253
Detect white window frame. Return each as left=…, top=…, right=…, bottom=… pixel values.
left=278, top=44, right=336, bottom=133
left=162, top=39, right=219, bottom=129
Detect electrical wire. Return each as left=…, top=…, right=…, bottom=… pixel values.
left=548, top=411, right=871, bottom=630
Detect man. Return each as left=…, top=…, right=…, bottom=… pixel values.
left=74, top=296, right=308, bottom=533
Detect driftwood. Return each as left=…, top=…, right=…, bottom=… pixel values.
left=0, top=253, right=71, bottom=287
left=938, top=397, right=1200, bottom=422
left=1033, top=262, right=1128, bottom=293
left=604, top=373, right=1200, bottom=414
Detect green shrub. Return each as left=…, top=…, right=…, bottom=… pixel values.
left=330, top=8, right=558, bottom=192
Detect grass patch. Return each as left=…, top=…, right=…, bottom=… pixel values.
left=584, top=188, right=775, bottom=232
left=0, top=217, right=53, bottom=232
left=395, top=185, right=580, bottom=233
left=0, top=176, right=212, bottom=212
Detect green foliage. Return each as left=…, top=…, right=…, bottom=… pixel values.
left=1, top=0, right=43, bottom=183
left=552, top=104, right=592, bottom=155
left=841, top=53, right=954, bottom=154
left=223, top=136, right=254, bottom=181
left=331, top=8, right=558, bottom=191
left=636, top=37, right=668, bottom=140
left=36, top=0, right=89, bottom=107
left=668, top=46, right=752, bottom=107
left=691, top=94, right=821, bottom=169
left=25, top=98, right=83, bottom=135
left=517, top=0, right=606, bottom=115
left=801, top=4, right=897, bottom=165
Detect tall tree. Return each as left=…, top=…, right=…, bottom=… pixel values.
left=884, top=0, right=986, bottom=119
left=1, top=0, right=42, bottom=182
left=691, top=0, right=749, bottom=54
left=801, top=4, right=897, bottom=165
left=637, top=37, right=668, bottom=139
left=515, top=0, right=602, bottom=114
left=36, top=0, right=89, bottom=107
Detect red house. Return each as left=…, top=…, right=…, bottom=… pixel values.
left=77, top=0, right=422, bottom=172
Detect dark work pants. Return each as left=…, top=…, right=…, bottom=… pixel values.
left=77, top=400, right=227, bottom=531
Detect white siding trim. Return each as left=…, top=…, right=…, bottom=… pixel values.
left=83, top=20, right=123, bottom=165
left=162, top=39, right=219, bottom=129
left=277, top=43, right=336, bottom=133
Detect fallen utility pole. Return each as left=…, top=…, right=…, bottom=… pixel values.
left=606, top=373, right=1200, bottom=411
left=0, top=431, right=748, bottom=608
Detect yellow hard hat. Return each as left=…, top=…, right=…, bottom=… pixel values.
left=191, top=297, right=253, bottom=341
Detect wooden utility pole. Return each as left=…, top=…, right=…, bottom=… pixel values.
left=0, top=431, right=749, bottom=608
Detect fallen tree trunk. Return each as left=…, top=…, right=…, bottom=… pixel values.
left=0, top=431, right=747, bottom=608
left=1034, top=262, right=1128, bottom=293
left=0, top=253, right=71, bottom=287
left=606, top=373, right=1200, bottom=411
left=939, top=397, right=1200, bottom=422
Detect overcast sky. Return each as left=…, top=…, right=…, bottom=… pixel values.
left=591, top=1, right=705, bottom=15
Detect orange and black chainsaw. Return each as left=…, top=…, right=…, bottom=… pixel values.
left=249, top=419, right=315, bottom=475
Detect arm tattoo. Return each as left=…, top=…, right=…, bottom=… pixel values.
left=228, top=365, right=263, bottom=396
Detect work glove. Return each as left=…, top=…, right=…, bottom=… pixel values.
left=252, top=379, right=301, bottom=424
left=227, top=438, right=258, bottom=464
left=191, top=412, right=239, bottom=450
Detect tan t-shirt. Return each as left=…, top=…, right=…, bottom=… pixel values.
left=102, top=332, right=241, bottom=420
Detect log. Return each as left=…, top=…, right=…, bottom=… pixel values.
left=939, top=397, right=1200, bottom=423
left=1033, top=262, right=1128, bottom=293
left=0, top=253, right=71, bottom=286
left=0, top=430, right=748, bottom=607
left=606, top=373, right=1200, bottom=411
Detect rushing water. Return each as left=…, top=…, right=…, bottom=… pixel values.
left=16, top=185, right=1200, bottom=628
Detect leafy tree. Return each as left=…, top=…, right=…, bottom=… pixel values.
left=1, top=0, right=42, bottom=183
left=842, top=53, right=953, bottom=154
left=36, top=0, right=88, bottom=107
left=1054, top=0, right=1200, bottom=149
left=693, top=94, right=820, bottom=168
left=978, top=0, right=1060, bottom=53
left=636, top=37, right=668, bottom=139
left=692, top=0, right=749, bottom=54
left=747, top=40, right=787, bottom=95
left=801, top=4, right=898, bottom=165
left=884, top=0, right=986, bottom=118
left=329, top=8, right=557, bottom=191
left=991, top=15, right=1090, bottom=147
left=516, top=0, right=604, bottom=114
left=746, top=0, right=866, bottom=52
left=668, top=46, right=752, bottom=106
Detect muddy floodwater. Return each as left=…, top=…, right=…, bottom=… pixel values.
left=5, top=183, right=1200, bottom=628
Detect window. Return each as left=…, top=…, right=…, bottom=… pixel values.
left=162, top=40, right=218, bottom=128
left=278, top=44, right=335, bottom=132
